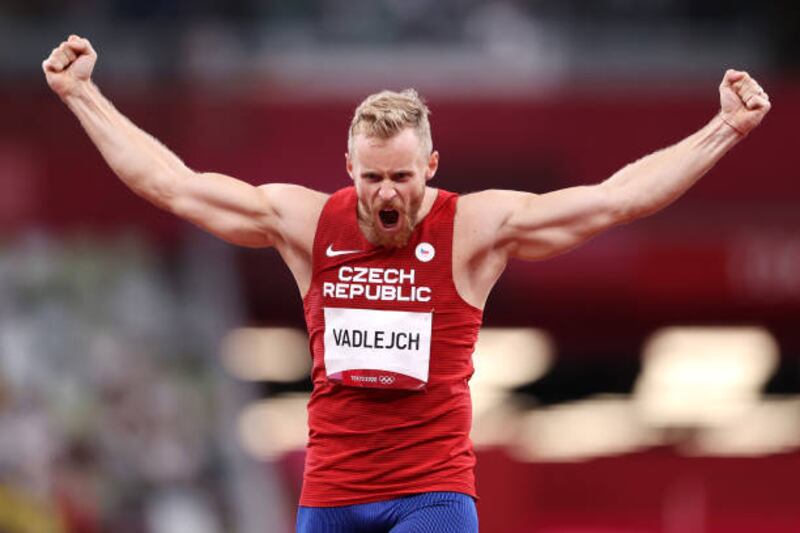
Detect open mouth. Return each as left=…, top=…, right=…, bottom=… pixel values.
left=378, top=209, right=400, bottom=229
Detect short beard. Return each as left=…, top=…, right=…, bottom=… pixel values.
left=361, top=201, right=420, bottom=249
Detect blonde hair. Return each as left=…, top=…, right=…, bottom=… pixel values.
left=348, top=89, right=432, bottom=156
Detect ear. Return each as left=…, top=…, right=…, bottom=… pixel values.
left=345, top=152, right=354, bottom=181
left=425, top=150, right=439, bottom=181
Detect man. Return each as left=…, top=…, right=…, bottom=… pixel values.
left=43, top=35, right=770, bottom=532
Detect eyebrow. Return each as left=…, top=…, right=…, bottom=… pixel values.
left=360, top=169, right=413, bottom=175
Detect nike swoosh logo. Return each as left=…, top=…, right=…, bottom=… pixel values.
left=326, top=244, right=362, bottom=257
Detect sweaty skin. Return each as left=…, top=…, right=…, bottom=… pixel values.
left=43, top=35, right=771, bottom=309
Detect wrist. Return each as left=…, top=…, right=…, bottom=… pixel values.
left=61, top=79, right=96, bottom=105
left=717, top=112, right=747, bottom=137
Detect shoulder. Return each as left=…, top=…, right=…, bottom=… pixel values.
left=256, top=183, right=330, bottom=213
left=456, top=189, right=533, bottom=227
left=453, top=190, right=513, bottom=255
left=254, top=184, right=330, bottom=244
left=454, top=188, right=548, bottom=259
left=451, top=190, right=523, bottom=308
left=458, top=188, right=534, bottom=208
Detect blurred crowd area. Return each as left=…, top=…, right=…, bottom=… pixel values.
left=0, top=233, right=235, bottom=533
left=1, top=0, right=797, bottom=87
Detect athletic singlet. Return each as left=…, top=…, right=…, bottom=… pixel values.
left=301, top=186, right=483, bottom=506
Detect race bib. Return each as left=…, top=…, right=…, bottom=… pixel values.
left=323, top=307, right=432, bottom=390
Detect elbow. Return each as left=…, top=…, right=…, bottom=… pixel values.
left=157, top=168, right=196, bottom=213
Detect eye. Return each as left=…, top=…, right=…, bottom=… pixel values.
left=362, top=173, right=381, bottom=182
left=392, top=172, right=412, bottom=182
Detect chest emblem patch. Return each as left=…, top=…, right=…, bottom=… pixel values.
left=415, top=242, right=435, bottom=263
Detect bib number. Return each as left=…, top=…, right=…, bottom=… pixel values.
left=323, top=307, right=432, bottom=390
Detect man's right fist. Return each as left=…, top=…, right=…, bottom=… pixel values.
left=42, top=35, right=97, bottom=98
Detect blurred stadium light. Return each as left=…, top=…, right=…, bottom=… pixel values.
left=686, top=396, right=800, bottom=457
left=513, top=395, right=660, bottom=462
left=693, top=397, right=800, bottom=456
left=221, top=327, right=311, bottom=382
left=471, top=327, right=554, bottom=446
left=634, top=326, right=779, bottom=426
left=237, top=394, right=310, bottom=462
left=472, top=328, right=554, bottom=391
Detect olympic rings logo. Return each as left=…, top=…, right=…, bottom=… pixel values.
left=379, top=375, right=395, bottom=385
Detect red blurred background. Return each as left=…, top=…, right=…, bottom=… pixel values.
left=1, top=1, right=799, bottom=531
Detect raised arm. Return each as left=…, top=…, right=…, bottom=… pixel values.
left=42, top=35, right=326, bottom=251
left=464, top=69, right=771, bottom=263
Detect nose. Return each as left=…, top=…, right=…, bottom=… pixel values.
left=378, top=183, right=397, bottom=202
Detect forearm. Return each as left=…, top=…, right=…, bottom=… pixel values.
left=601, top=113, right=742, bottom=222
left=62, top=81, right=191, bottom=210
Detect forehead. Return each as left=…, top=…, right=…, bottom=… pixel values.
left=351, top=128, right=425, bottom=170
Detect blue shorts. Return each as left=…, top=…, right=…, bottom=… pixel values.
left=296, top=491, right=478, bottom=533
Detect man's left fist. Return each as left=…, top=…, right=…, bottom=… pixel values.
left=719, top=69, right=771, bottom=136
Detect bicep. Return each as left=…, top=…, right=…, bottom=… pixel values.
left=498, top=185, right=622, bottom=260
left=170, top=173, right=322, bottom=249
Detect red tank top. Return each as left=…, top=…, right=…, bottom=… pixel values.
left=301, top=186, right=484, bottom=506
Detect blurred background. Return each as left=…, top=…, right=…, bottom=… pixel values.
left=1, top=1, right=799, bottom=532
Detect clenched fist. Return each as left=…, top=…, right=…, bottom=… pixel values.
left=719, top=69, right=770, bottom=136
left=42, top=35, right=97, bottom=99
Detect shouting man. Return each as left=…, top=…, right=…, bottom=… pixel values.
left=44, top=35, right=770, bottom=532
